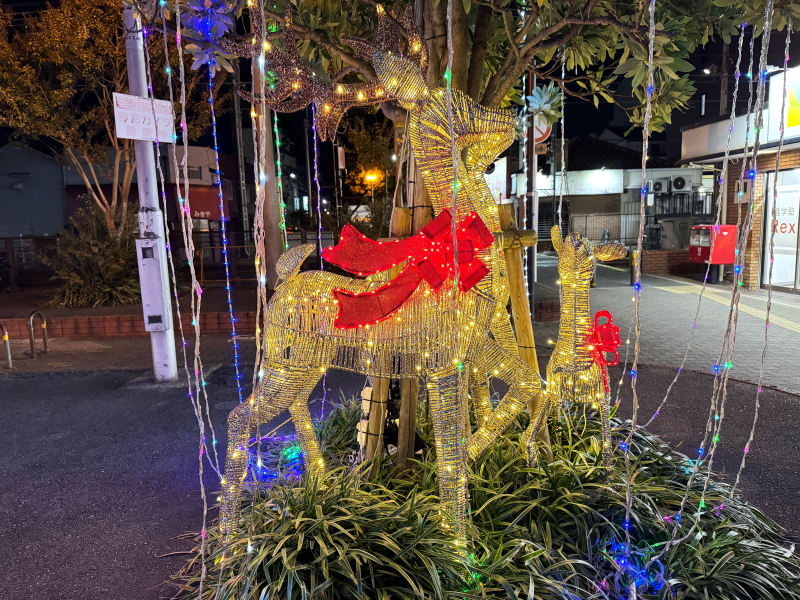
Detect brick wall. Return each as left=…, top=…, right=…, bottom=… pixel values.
left=534, top=300, right=560, bottom=322
left=0, top=311, right=258, bottom=340
left=569, top=193, right=622, bottom=214
left=640, top=249, right=704, bottom=275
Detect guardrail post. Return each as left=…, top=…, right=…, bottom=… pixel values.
left=0, top=321, right=11, bottom=369
left=27, top=310, right=48, bottom=359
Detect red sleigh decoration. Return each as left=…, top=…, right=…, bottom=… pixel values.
left=585, top=310, right=621, bottom=393
left=322, top=210, right=495, bottom=329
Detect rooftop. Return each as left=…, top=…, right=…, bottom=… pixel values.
left=567, top=135, right=674, bottom=171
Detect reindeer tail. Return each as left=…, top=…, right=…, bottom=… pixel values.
left=275, top=244, right=315, bottom=287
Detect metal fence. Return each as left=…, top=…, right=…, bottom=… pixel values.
left=195, top=229, right=337, bottom=286
left=1, top=236, right=58, bottom=289
left=568, top=213, right=660, bottom=250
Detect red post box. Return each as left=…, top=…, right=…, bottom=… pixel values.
left=688, top=224, right=737, bottom=264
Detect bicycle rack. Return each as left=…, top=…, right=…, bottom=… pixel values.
left=0, top=321, right=11, bottom=369
left=28, top=311, right=48, bottom=359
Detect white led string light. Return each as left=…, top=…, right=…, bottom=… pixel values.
left=622, top=0, right=656, bottom=590
left=310, top=105, right=329, bottom=417
left=646, top=1, right=776, bottom=576
left=645, top=23, right=749, bottom=426
left=732, top=12, right=792, bottom=495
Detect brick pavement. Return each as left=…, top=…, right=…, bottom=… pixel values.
left=534, top=262, right=800, bottom=393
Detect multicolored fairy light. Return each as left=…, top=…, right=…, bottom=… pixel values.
left=208, top=67, right=243, bottom=403
left=645, top=23, right=748, bottom=429
left=272, top=111, right=288, bottom=251
left=217, top=8, right=545, bottom=542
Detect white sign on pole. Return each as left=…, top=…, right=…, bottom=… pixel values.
left=113, top=92, right=174, bottom=142
left=533, top=115, right=551, bottom=144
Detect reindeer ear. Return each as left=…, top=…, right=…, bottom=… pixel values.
left=593, top=242, right=627, bottom=262
left=551, top=225, right=563, bottom=253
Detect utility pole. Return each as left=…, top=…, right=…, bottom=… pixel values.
left=123, top=6, right=178, bottom=381
left=249, top=14, right=282, bottom=289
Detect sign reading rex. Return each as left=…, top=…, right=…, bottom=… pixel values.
left=113, top=92, right=175, bottom=142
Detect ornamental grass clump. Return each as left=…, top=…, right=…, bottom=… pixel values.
left=41, top=203, right=140, bottom=307
left=174, top=401, right=800, bottom=600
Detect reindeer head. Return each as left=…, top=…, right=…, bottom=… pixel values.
left=551, top=225, right=627, bottom=283
left=222, top=5, right=430, bottom=140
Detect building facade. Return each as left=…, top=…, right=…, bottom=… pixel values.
left=681, top=66, right=800, bottom=291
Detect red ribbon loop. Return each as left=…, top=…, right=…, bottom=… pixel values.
left=321, top=210, right=494, bottom=329
left=586, top=310, right=621, bottom=393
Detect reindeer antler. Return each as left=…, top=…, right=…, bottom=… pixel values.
left=222, top=4, right=426, bottom=140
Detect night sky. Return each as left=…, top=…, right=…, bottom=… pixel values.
left=5, top=0, right=800, bottom=182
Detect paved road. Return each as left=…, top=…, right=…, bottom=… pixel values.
left=0, top=368, right=365, bottom=600
left=1, top=365, right=799, bottom=600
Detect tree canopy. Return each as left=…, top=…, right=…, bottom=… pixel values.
left=163, top=0, right=796, bottom=135
left=0, top=0, right=226, bottom=235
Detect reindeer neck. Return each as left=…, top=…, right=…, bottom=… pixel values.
left=408, top=93, right=501, bottom=233
left=555, top=265, right=594, bottom=359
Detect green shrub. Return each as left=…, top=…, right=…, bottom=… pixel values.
left=41, top=202, right=140, bottom=307
left=174, top=401, right=800, bottom=600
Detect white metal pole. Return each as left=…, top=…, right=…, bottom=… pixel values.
left=123, top=6, right=178, bottom=381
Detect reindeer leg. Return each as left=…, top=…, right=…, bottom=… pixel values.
left=470, top=373, right=493, bottom=428
left=428, top=367, right=469, bottom=540
left=289, top=392, right=326, bottom=480
left=219, top=365, right=311, bottom=539
left=600, top=399, right=613, bottom=467
left=467, top=339, right=544, bottom=461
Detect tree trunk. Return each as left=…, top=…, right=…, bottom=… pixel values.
left=448, top=0, right=470, bottom=92
left=250, top=13, right=283, bottom=288
left=466, top=5, right=492, bottom=101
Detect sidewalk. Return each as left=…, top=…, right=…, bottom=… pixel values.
left=534, top=261, right=800, bottom=393
left=5, top=260, right=800, bottom=393
left=2, top=332, right=255, bottom=373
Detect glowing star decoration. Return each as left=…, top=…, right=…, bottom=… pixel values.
left=539, top=226, right=627, bottom=465
left=218, top=6, right=427, bottom=141
left=218, top=5, right=547, bottom=542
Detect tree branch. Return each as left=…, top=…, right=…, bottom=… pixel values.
left=259, top=7, right=377, bottom=79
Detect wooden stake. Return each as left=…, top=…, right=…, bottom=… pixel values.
left=396, top=378, right=419, bottom=470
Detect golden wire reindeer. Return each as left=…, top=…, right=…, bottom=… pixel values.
left=544, top=225, right=626, bottom=464
left=219, top=7, right=547, bottom=539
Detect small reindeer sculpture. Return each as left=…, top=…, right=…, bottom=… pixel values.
left=219, top=7, right=546, bottom=540
left=544, top=225, right=626, bottom=464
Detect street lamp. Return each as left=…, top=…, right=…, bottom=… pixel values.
left=289, top=172, right=296, bottom=179
left=365, top=171, right=378, bottom=203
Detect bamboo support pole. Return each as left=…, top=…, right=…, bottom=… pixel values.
left=497, top=204, right=549, bottom=446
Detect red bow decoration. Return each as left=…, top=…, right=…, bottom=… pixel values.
left=585, top=310, right=621, bottom=393
left=322, top=210, right=495, bottom=329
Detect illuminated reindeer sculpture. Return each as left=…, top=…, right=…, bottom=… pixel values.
left=219, top=7, right=549, bottom=539
left=546, top=225, right=627, bottom=464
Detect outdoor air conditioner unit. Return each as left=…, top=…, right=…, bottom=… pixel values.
left=652, top=177, right=671, bottom=193
left=671, top=175, right=688, bottom=191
